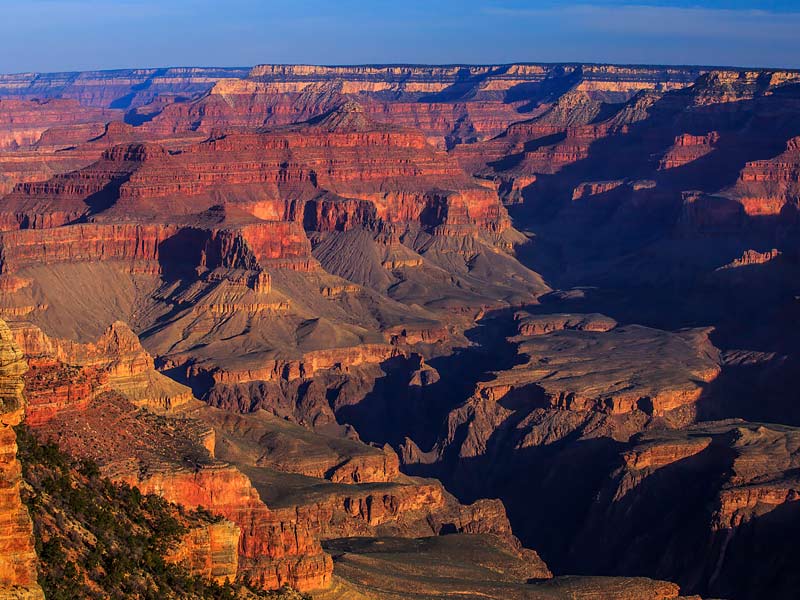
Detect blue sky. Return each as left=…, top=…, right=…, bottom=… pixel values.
left=1, top=1, right=798, bottom=73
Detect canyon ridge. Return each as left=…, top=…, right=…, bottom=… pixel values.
left=0, top=62, right=798, bottom=600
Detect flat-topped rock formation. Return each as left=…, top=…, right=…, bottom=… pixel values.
left=0, top=67, right=249, bottom=108
left=139, top=63, right=706, bottom=145
left=440, top=323, right=720, bottom=450
left=720, top=135, right=800, bottom=217
left=396, top=314, right=726, bottom=588
left=316, top=535, right=694, bottom=600
left=513, top=311, right=618, bottom=336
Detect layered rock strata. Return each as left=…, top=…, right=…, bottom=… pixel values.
left=0, top=320, right=43, bottom=599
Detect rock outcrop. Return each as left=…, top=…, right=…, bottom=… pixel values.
left=721, top=135, right=800, bottom=218
left=0, top=321, right=43, bottom=599
left=164, top=519, right=240, bottom=584
left=16, top=320, right=546, bottom=594
left=716, top=248, right=781, bottom=270
left=571, top=421, right=800, bottom=599
left=0, top=99, right=120, bottom=150
left=0, top=67, right=248, bottom=108
left=10, top=321, right=192, bottom=424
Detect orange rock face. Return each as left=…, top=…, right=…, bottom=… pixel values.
left=11, top=321, right=192, bottom=424
left=722, top=135, right=800, bottom=217
left=0, top=99, right=120, bottom=150
left=716, top=248, right=781, bottom=270
left=198, top=343, right=403, bottom=386
left=0, top=320, right=44, bottom=599
left=164, top=520, right=240, bottom=584
left=125, top=465, right=333, bottom=591
left=27, top=388, right=334, bottom=592
left=571, top=180, right=626, bottom=201
left=659, top=132, right=720, bottom=170
left=513, top=312, right=618, bottom=336
left=4, top=59, right=800, bottom=599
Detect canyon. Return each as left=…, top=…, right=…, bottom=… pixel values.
left=0, top=61, right=798, bottom=599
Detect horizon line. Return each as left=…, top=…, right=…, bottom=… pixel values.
left=3, top=60, right=800, bottom=79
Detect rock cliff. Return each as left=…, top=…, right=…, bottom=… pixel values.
left=571, top=421, right=800, bottom=599
left=0, top=321, right=43, bottom=599
left=1, top=59, right=799, bottom=599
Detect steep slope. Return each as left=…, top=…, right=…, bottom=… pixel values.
left=571, top=421, right=800, bottom=600
left=141, top=63, right=703, bottom=145
left=0, top=101, right=548, bottom=423
left=16, top=426, right=254, bottom=599
left=10, top=319, right=560, bottom=595
left=0, top=320, right=43, bottom=600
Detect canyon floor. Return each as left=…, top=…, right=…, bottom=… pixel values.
left=0, top=62, right=798, bottom=600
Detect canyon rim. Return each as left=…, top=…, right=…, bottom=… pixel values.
left=1, top=2, right=799, bottom=599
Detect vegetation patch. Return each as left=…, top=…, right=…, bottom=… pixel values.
left=16, top=425, right=310, bottom=600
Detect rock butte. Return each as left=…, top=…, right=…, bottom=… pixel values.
left=0, top=61, right=799, bottom=599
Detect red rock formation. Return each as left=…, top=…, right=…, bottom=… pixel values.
left=454, top=324, right=720, bottom=423
left=8, top=60, right=800, bottom=600
left=722, top=136, right=800, bottom=217
left=29, top=390, right=334, bottom=592
left=10, top=321, right=192, bottom=424
left=513, top=312, right=618, bottom=336
left=0, top=218, right=316, bottom=275
left=0, top=320, right=44, bottom=599
left=0, top=97, right=547, bottom=362
left=125, top=465, right=333, bottom=591
left=164, top=520, right=240, bottom=584
left=0, top=99, right=120, bottom=150
left=141, top=63, right=702, bottom=143
left=2, top=104, right=512, bottom=238
left=571, top=180, right=626, bottom=200
left=195, top=343, right=404, bottom=385
left=197, top=400, right=535, bottom=552
left=621, top=436, right=712, bottom=470
left=716, top=248, right=781, bottom=270
left=572, top=421, right=800, bottom=599
left=17, top=328, right=539, bottom=593
left=659, top=132, right=720, bottom=170
left=0, top=119, right=199, bottom=198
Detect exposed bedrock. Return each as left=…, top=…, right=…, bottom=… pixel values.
left=0, top=320, right=44, bottom=599
left=570, top=421, right=800, bottom=600
left=13, top=320, right=546, bottom=593
left=2, top=61, right=800, bottom=599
